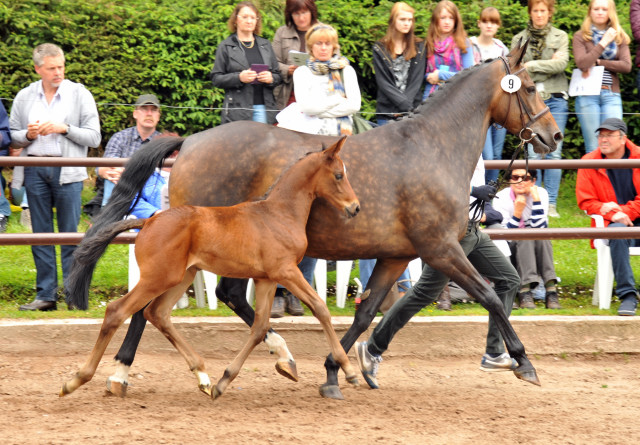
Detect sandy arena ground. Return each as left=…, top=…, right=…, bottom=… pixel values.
left=1, top=315, right=639, bottom=444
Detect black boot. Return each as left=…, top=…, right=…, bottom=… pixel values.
left=271, top=295, right=285, bottom=318
left=436, top=285, right=452, bottom=311
left=284, top=290, right=304, bottom=316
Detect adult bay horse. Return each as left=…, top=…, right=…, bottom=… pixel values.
left=68, top=41, right=561, bottom=400
left=62, top=139, right=360, bottom=399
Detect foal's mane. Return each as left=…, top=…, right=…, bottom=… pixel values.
left=256, top=149, right=321, bottom=201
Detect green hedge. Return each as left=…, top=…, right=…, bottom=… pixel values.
left=0, top=0, right=637, bottom=158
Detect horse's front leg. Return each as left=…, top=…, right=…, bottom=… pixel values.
left=216, top=277, right=297, bottom=381
left=321, top=258, right=408, bottom=399
left=436, top=243, right=540, bottom=386
left=211, top=279, right=278, bottom=400
left=60, top=288, right=157, bottom=396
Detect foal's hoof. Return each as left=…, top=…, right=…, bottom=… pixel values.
left=345, top=373, right=359, bottom=387
left=59, top=383, right=70, bottom=397
left=275, top=359, right=298, bottom=382
left=210, top=386, right=223, bottom=401
left=514, top=366, right=541, bottom=386
left=319, top=384, right=344, bottom=400
left=199, top=383, right=212, bottom=397
left=106, top=377, right=128, bottom=398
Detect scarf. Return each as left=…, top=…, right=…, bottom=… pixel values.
left=591, top=25, right=618, bottom=60
left=526, top=20, right=552, bottom=60
left=425, top=36, right=461, bottom=97
left=306, top=55, right=352, bottom=135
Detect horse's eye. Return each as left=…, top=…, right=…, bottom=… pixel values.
left=526, top=86, right=536, bottom=94
left=335, top=173, right=343, bottom=180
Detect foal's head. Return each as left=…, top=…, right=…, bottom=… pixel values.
left=313, top=136, right=360, bottom=219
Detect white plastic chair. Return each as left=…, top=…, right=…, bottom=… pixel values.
left=589, top=214, right=640, bottom=309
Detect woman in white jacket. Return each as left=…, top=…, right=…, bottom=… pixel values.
left=292, top=24, right=361, bottom=136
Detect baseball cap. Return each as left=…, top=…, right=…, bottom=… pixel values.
left=134, top=94, right=160, bottom=108
left=596, top=118, right=627, bottom=134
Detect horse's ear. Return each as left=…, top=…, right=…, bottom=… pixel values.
left=324, top=136, right=348, bottom=160
left=508, top=38, right=529, bottom=68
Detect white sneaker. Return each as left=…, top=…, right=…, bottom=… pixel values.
left=548, top=204, right=559, bottom=218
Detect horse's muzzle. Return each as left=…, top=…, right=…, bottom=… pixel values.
left=345, top=202, right=360, bottom=218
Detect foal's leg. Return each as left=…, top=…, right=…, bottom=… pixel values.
left=211, top=279, right=279, bottom=400
left=321, top=258, right=408, bottom=399
left=278, top=270, right=358, bottom=391
left=216, top=277, right=296, bottom=381
left=60, top=284, right=163, bottom=396
left=142, top=267, right=215, bottom=395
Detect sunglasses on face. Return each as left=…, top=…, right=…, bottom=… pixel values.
left=511, top=174, right=532, bottom=182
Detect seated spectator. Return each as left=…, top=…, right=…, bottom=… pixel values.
left=493, top=168, right=561, bottom=309
left=576, top=118, right=640, bottom=316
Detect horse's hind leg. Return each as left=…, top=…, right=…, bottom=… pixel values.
left=216, top=277, right=297, bottom=381
left=60, top=286, right=159, bottom=396
left=212, top=279, right=278, bottom=400
left=142, top=267, right=215, bottom=395
left=321, top=258, right=408, bottom=399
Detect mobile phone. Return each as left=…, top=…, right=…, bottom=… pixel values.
left=250, top=64, right=269, bottom=84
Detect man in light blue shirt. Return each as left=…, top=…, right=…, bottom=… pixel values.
left=10, top=43, right=101, bottom=311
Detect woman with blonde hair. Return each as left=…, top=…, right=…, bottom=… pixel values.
left=573, top=0, right=631, bottom=153
left=291, top=24, right=361, bottom=136
left=423, top=0, right=474, bottom=99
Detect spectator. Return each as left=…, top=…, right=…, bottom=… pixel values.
left=422, top=0, right=474, bottom=100
left=630, top=0, right=640, bottom=99
left=470, top=7, right=509, bottom=184
left=573, top=0, right=631, bottom=154
left=359, top=1, right=426, bottom=298
left=0, top=99, right=11, bottom=232
left=98, top=94, right=162, bottom=206
left=512, top=0, right=568, bottom=218
left=576, top=118, right=640, bottom=316
left=211, top=1, right=282, bottom=124
left=354, top=155, right=521, bottom=388
left=9, top=43, right=101, bottom=311
left=272, top=0, right=319, bottom=110
left=493, top=168, right=561, bottom=309
left=291, top=23, right=361, bottom=135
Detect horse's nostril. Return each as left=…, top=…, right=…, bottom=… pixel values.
left=554, top=131, right=563, bottom=142
left=354, top=205, right=360, bottom=215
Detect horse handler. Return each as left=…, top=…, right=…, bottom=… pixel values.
left=356, top=156, right=520, bottom=388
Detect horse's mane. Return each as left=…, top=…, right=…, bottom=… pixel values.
left=415, top=57, right=503, bottom=115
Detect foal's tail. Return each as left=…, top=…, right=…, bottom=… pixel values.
left=67, top=136, right=185, bottom=310
left=67, top=218, right=146, bottom=310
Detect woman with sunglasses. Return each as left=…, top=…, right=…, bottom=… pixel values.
left=493, top=169, right=561, bottom=310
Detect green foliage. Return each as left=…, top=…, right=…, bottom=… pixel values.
left=0, top=0, right=638, bottom=156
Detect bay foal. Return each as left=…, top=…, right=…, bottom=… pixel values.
left=61, top=138, right=360, bottom=400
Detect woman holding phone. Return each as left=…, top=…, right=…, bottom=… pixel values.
left=211, top=1, right=282, bottom=124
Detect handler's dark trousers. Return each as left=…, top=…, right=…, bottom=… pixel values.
left=368, top=221, right=520, bottom=356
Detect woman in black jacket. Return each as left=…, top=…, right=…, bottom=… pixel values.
left=211, top=1, right=282, bottom=124
left=372, top=1, right=426, bottom=125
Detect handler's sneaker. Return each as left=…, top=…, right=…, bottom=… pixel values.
left=618, top=294, right=638, bottom=316
left=355, top=341, right=382, bottom=389
left=480, top=353, right=517, bottom=372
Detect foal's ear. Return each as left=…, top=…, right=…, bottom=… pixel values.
left=508, top=38, right=529, bottom=68
left=324, top=136, right=348, bottom=160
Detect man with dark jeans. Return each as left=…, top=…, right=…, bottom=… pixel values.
left=9, top=43, right=100, bottom=311
left=577, top=118, right=640, bottom=316
left=355, top=157, right=520, bottom=388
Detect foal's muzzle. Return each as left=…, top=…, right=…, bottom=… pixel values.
left=345, top=202, right=360, bottom=218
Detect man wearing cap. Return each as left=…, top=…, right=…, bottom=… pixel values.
left=98, top=94, right=162, bottom=186
left=9, top=43, right=101, bottom=311
left=577, top=118, right=640, bottom=316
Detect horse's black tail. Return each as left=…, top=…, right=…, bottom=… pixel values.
left=67, top=218, right=147, bottom=310
left=67, top=136, right=185, bottom=310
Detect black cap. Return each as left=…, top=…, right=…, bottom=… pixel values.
left=596, top=118, right=627, bottom=134
left=134, top=94, right=160, bottom=108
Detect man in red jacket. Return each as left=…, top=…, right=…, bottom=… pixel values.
left=576, top=118, right=640, bottom=316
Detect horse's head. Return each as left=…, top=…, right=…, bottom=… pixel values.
left=490, top=39, right=562, bottom=155
left=315, top=136, right=360, bottom=219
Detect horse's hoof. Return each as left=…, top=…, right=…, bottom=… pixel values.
left=319, top=384, right=344, bottom=400
left=514, top=366, right=541, bottom=386
left=275, top=359, right=298, bottom=382
left=345, top=373, right=359, bottom=387
left=106, top=378, right=128, bottom=398
left=199, top=383, right=212, bottom=397
left=211, top=386, right=222, bottom=401
left=59, top=383, right=69, bottom=397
